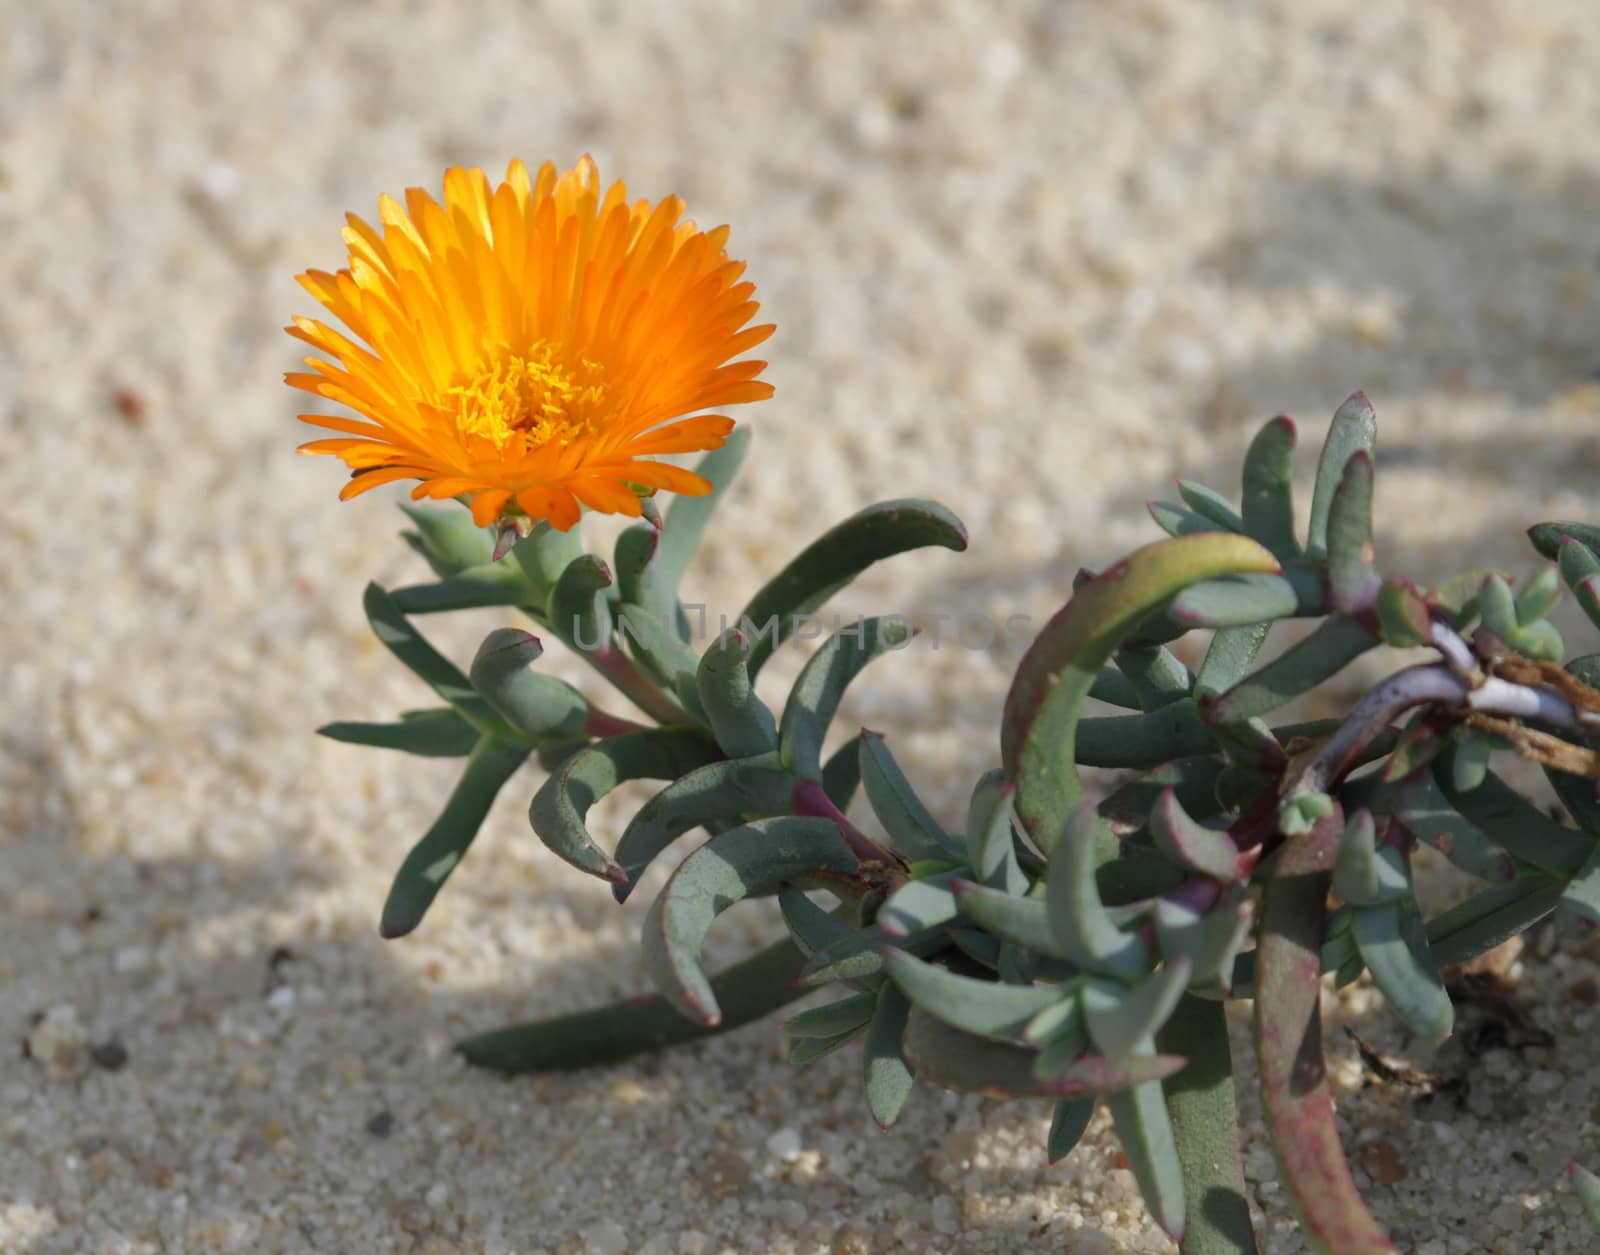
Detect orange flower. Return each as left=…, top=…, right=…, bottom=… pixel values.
left=286, top=158, right=773, bottom=530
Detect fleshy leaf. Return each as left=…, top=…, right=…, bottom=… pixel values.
left=1106, top=1075, right=1187, bottom=1242
left=1307, top=391, right=1377, bottom=558
left=1203, top=616, right=1377, bottom=724
left=1388, top=774, right=1515, bottom=883
left=1434, top=755, right=1592, bottom=875
left=1240, top=415, right=1299, bottom=559
left=643, top=816, right=859, bottom=1024
left=611, top=758, right=796, bottom=901
left=778, top=617, right=912, bottom=779
left=862, top=984, right=915, bottom=1129
left=1325, top=452, right=1380, bottom=613
left=739, top=499, right=967, bottom=678
left=1425, top=876, right=1565, bottom=969
left=1351, top=899, right=1453, bottom=1044
left=528, top=728, right=719, bottom=883
left=951, top=880, right=1066, bottom=958
left=902, top=1009, right=1185, bottom=1099
left=1330, top=810, right=1410, bottom=907
left=1149, top=789, right=1251, bottom=882
left=696, top=631, right=779, bottom=758
left=547, top=554, right=615, bottom=653
left=390, top=562, right=532, bottom=613
left=1194, top=622, right=1273, bottom=702
left=1045, top=805, right=1149, bottom=977
left=1153, top=898, right=1252, bottom=992
left=469, top=629, right=588, bottom=741
left=1075, top=702, right=1214, bottom=769
left=1177, top=480, right=1245, bottom=532
left=1168, top=573, right=1300, bottom=629
left=858, top=731, right=963, bottom=862
left=877, top=872, right=962, bottom=938
left=318, top=708, right=480, bottom=757
left=457, top=936, right=806, bottom=1072
left=654, top=427, right=751, bottom=597
left=379, top=735, right=530, bottom=938
left=782, top=990, right=877, bottom=1038
left=1082, top=960, right=1193, bottom=1062
left=1002, top=533, right=1280, bottom=849
left=1047, top=1098, right=1097, bottom=1163
left=965, top=771, right=1027, bottom=894
left=363, top=583, right=498, bottom=726
left=883, top=949, right=1063, bottom=1039
left=399, top=502, right=496, bottom=575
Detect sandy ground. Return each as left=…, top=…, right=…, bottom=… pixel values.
left=5, top=1, right=1600, bottom=1252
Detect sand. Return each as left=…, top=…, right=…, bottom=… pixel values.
left=5, top=1, right=1600, bottom=1251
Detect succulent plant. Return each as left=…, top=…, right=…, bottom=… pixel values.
left=323, top=395, right=1600, bottom=1254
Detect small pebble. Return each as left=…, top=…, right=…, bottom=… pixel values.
left=91, top=1037, right=129, bottom=1072
left=366, top=1110, right=395, bottom=1138
left=581, top=1220, right=628, bottom=1255
left=26, top=1006, right=91, bottom=1082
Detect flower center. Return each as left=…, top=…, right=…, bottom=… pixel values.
left=448, top=342, right=608, bottom=451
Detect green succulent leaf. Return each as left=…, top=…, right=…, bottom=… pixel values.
left=1153, top=898, right=1252, bottom=992
left=1514, top=566, right=1561, bottom=623
left=1168, top=573, right=1301, bottom=629
left=822, top=738, right=864, bottom=811
left=528, top=727, right=719, bottom=883
left=1082, top=960, right=1193, bottom=1062
left=1075, top=701, right=1214, bottom=769
left=901, top=1008, right=1186, bottom=1099
left=1351, top=899, right=1453, bottom=1044
left=1331, top=810, right=1411, bottom=908
left=1150, top=500, right=1228, bottom=539
left=399, top=502, right=496, bottom=575
left=1325, top=451, right=1380, bottom=613
left=782, top=991, right=878, bottom=1038
left=1529, top=520, right=1600, bottom=560
left=1023, top=989, right=1087, bottom=1048
left=379, top=735, right=531, bottom=939
left=696, top=631, right=779, bottom=758
left=617, top=602, right=705, bottom=717
left=859, top=731, right=963, bottom=862
left=1046, top=805, right=1150, bottom=977
left=1003, top=532, right=1280, bottom=849
left=1568, top=1162, right=1600, bottom=1229
left=1105, top=1077, right=1187, bottom=1243
left=1203, top=616, right=1377, bottom=725
left=611, top=758, right=796, bottom=901
left=797, top=922, right=946, bottom=989
left=469, top=629, right=588, bottom=742
left=778, top=888, right=863, bottom=970
left=547, top=554, right=615, bottom=654
left=1149, top=789, right=1251, bottom=882
left=1374, top=580, right=1432, bottom=648
left=1425, top=875, right=1565, bottom=969
left=1240, top=413, right=1299, bottom=559
left=1114, top=646, right=1193, bottom=711
left=790, top=1027, right=867, bottom=1064
left=318, top=708, right=480, bottom=757
left=964, top=771, right=1027, bottom=894
left=507, top=519, right=585, bottom=602
left=1177, top=480, right=1245, bottom=532
left=1047, top=1098, right=1097, bottom=1164
left=363, top=583, right=500, bottom=726
left=739, top=499, right=967, bottom=679
left=878, top=872, right=963, bottom=938
left=1556, top=841, right=1600, bottom=938
left=1194, top=622, right=1273, bottom=702
left=779, top=617, right=912, bottom=780
left=883, top=949, right=1063, bottom=1039
left=643, top=816, right=859, bottom=1025
left=951, top=880, right=1066, bottom=958
left=654, top=427, right=751, bottom=597
left=457, top=936, right=806, bottom=1073
left=1388, top=774, right=1515, bottom=883
left=1307, top=391, right=1377, bottom=558
left=390, top=562, right=533, bottom=614
left=862, top=984, right=916, bottom=1129
left=1434, top=754, right=1592, bottom=875
left=1089, top=666, right=1145, bottom=709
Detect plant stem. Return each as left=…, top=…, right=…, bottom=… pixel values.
left=585, top=644, right=692, bottom=725
left=457, top=936, right=806, bottom=1072
left=1254, top=806, right=1396, bottom=1254
left=1159, top=995, right=1259, bottom=1255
